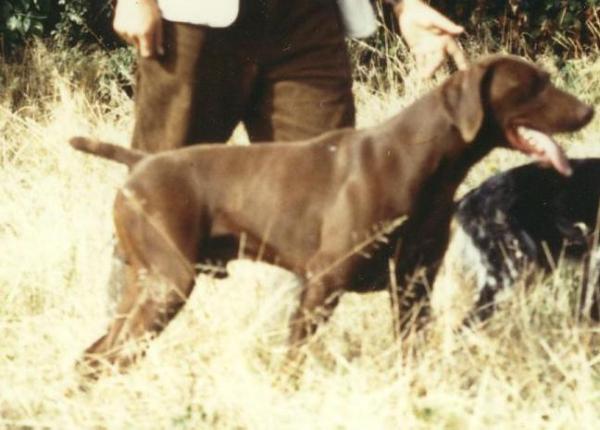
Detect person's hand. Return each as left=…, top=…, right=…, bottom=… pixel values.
left=395, top=0, right=468, bottom=78
left=113, top=0, right=164, bottom=58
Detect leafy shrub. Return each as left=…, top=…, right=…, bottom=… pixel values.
left=52, top=0, right=121, bottom=48
left=0, top=0, right=53, bottom=54
left=1, top=0, right=120, bottom=57
left=1, top=0, right=599, bottom=59
left=430, top=0, right=600, bottom=57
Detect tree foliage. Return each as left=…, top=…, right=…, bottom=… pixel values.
left=0, top=0, right=119, bottom=56
left=1, top=0, right=53, bottom=52
left=430, top=0, right=600, bottom=57
left=1, top=1, right=599, bottom=58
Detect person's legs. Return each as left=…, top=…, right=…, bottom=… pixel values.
left=132, top=1, right=354, bottom=149
left=131, top=20, right=258, bottom=151
left=243, top=0, right=356, bottom=142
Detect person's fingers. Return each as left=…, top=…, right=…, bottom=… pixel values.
left=112, top=0, right=162, bottom=56
left=118, top=32, right=133, bottom=45
left=398, top=1, right=467, bottom=78
left=131, top=35, right=140, bottom=55
left=423, top=8, right=464, bottom=35
left=138, top=32, right=155, bottom=58
left=419, top=50, right=445, bottom=79
left=445, top=38, right=468, bottom=70
left=113, top=20, right=132, bottom=44
left=155, top=20, right=165, bottom=56
left=415, top=36, right=467, bottom=78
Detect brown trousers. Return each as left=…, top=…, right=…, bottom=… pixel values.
left=132, top=0, right=356, bottom=152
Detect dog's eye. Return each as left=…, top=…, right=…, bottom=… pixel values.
left=510, top=72, right=549, bottom=104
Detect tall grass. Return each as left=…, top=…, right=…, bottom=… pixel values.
left=1, top=34, right=600, bottom=428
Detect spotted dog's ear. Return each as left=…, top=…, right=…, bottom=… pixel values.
left=441, top=64, right=488, bottom=143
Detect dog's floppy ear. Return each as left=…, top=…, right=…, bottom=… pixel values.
left=442, top=64, right=488, bottom=143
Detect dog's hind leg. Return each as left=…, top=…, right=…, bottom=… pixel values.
left=79, top=189, right=201, bottom=378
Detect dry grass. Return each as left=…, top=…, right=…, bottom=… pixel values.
left=1, top=38, right=600, bottom=429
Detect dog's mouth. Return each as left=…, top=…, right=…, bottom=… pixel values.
left=505, top=126, right=572, bottom=176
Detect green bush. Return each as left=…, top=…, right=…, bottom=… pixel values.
left=430, top=0, right=600, bottom=57
left=52, top=0, right=121, bottom=48
left=0, top=0, right=53, bottom=54
left=1, top=0, right=119, bottom=57
left=1, top=1, right=599, bottom=58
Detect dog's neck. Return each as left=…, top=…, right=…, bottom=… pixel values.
left=364, top=90, right=497, bottom=288
left=369, top=89, right=493, bottom=216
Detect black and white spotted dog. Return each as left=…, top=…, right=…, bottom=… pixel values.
left=443, top=158, right=600, bottom=322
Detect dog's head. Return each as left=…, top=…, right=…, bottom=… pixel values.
left=442, top=54, right=594, bottom=176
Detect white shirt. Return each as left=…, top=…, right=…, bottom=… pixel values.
left=157, top=0, right=377, bottom=38
left=157, top=0, right=239, bottom=27
left=337, top=0, right=378, bottom=38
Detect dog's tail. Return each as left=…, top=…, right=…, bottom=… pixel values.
left=69, top=136, right=146, bottom=169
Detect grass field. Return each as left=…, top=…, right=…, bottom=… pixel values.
left=1, top=37, right=600, bottom=429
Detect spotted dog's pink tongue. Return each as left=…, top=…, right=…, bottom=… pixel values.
left=516, top=126, right=572, bottom=176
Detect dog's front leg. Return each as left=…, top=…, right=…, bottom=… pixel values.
left=288, top=277, right=342, bottom=353
left=287, top=253, right=362, bottom=359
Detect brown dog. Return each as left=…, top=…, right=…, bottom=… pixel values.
left=71, top=55, right=593, bottom=376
